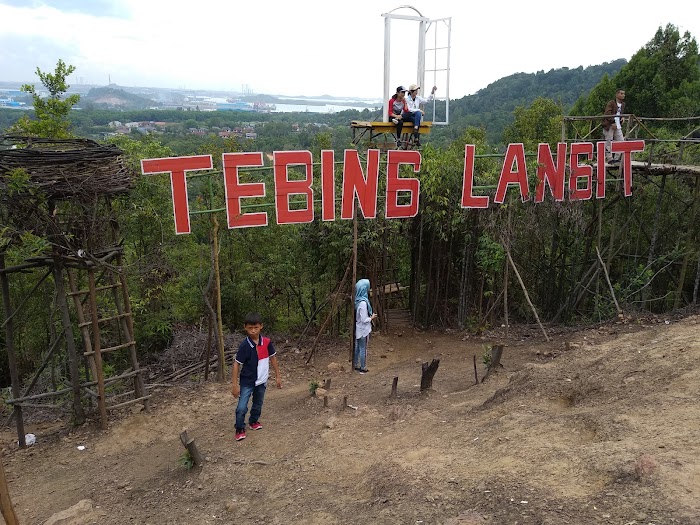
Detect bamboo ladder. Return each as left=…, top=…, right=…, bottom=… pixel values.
left=66, top=253, right=149, bottom=430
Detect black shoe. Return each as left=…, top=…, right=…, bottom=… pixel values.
left=354, top=366, right=361, bottom=371
left=359, top=369, right=369, bottom=375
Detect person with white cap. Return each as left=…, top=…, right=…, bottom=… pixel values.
left=404, top=84, right=437, bottom=146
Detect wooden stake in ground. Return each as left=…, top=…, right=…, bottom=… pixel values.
left=505, top=246, right=550, bottom=342
left=473, top=355, right=478, bottom=384
left=212, top=216, right=226, bottom=382
left=595, top=246, right=623, bottom=315
left=391, top=376, right=398, bottom=398
left=179, top=431, right=204, bottom=467
left=420, top=359, right=440, bottom=391
left=0, top=456, right=18, bottom=525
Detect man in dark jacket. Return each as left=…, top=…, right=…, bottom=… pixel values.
left=602, top=89, right=626, bottom=164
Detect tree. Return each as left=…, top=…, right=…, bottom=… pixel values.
left=616, top=24, right=700, bottom=117
left=8, top=59, right=80, bottom=138
left=502, top=97, right=563, bottom=150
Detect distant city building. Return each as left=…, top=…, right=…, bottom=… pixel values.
left=0, top=97, right=25, bottom=108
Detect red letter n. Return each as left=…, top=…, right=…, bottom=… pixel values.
left=341, top=149, right=380, bottom=219
left=535, top=143, right=566, bottom=202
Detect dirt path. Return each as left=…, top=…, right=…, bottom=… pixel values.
left=2, top=316, right=699, bottom=524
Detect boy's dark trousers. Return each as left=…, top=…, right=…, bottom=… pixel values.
left=235, top=382, right=267, bottom=431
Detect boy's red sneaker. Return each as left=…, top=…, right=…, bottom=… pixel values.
left=235, top=429, right=246, bottom=441
left=249, top=422, right=263, bottom=430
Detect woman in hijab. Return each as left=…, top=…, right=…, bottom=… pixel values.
left=354, top=279, right=377, bottom=374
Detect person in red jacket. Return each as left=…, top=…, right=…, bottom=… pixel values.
left=388, top=86, right=408, bottom=147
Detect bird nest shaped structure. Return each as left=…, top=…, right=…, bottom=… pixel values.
left=0, top=135, right=134, bottom=200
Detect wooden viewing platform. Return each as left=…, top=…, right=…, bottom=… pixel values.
left=351, top=120, right=433, bottom=150
left=629, top=160, right=700, bottom=176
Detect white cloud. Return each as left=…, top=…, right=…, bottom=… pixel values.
left=1, top=0, right=699, bottom=100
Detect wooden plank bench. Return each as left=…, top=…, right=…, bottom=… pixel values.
left=351, top=120, right=433, bottom=148
left=351, top=120, right=433, bottom=134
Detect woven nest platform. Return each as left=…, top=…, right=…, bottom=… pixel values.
left=0, top=135, right=134, bottom=199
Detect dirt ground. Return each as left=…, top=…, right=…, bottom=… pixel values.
left=2, top=313, right=699, bottom=525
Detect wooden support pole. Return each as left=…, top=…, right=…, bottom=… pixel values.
left=595, top=246, right=622, bottom=314
left=420, top=359, right=440, bottom=392
left=212, top=216, right=226, bottom=382
left=54, top=261, right=86, bottom=426
left=391, top=376, right=398, bottom=397
left=179, top=431, right=204, bottom=467
left=0, top=456, right=18, bottom=525
left=204, top=311, right=213, bottom=381
left=350, top=208, right=358, bottom=364
left=323, top=395, right=329, bottom=408
left=505, top=247, right=550, bottom=342
left=88, top=269, right=108, bottom=430
left=0, top=254, right=25, bottom=447
left=473, top=355, right=478, bottom=385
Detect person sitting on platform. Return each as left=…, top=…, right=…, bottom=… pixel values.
left=404, top=84, right=437, bottom=147
left=388, top=86, right=408, bottom=148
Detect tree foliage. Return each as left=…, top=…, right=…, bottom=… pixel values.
left=572, top=24, right=700, bottom=119
left=8, top=59, right=80, bottom=138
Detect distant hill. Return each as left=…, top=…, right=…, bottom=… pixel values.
left=81, top=86, right=158, bottom=110
left=432, top=59, right=627, bottom=145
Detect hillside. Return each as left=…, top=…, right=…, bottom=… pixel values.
left=432, top=59, right=627, bottom=144
left=81, top=86, right=158, bottom=110
left=2, top=314, right=699, bottom=524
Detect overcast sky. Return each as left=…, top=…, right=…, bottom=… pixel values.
left=1, top=0, right=698, bottom=100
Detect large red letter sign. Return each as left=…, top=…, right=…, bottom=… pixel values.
left=568, top=142, right=594, bottom=201
left=461, top=144, right=489, bottom=209
left=321, top=150, right=336, bottom=221
left=141, top=155, right=213, bottom=235
left=386, top=150, right=420, bottom=218
left=495, top=143, right=529, bottom=203
left=223, top=152, right=267, bottom=229
left=612, top=140, right=645, bottom=196
left=596, top=141, right=607, bottom=199
left=341, top=149, right=380, bottom=219
left=274, top=151, right=314, bottom=225
left=535, top=143, right=566, bottom=202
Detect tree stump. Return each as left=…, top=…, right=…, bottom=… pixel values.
left=420, top=359, right=440, bottom=391
left=481, top=345, right=504, bottom=383
left=179, top=430, right=204, bottom=467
